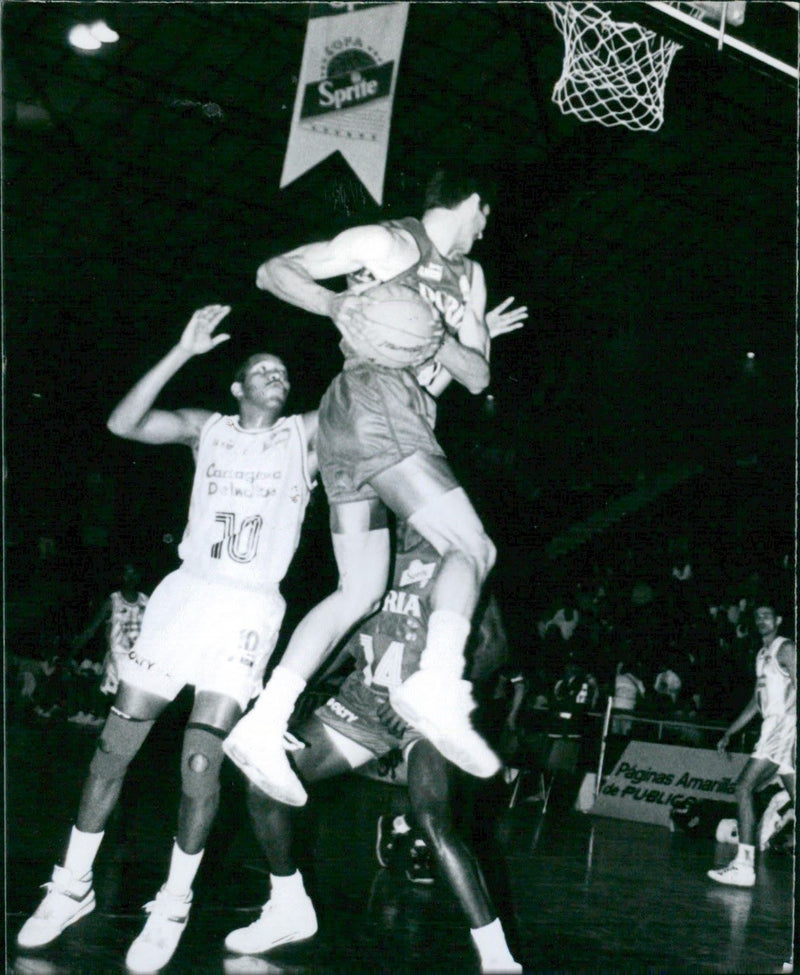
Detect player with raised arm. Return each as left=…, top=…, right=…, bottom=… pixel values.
left=224, top=167, right=527, bottom=806
left=17, top=306, right=317, bottom=974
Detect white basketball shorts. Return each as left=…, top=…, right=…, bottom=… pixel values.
left=752, top=712, right=796, bottom=776
left=117, top=567, right=286, bottom=710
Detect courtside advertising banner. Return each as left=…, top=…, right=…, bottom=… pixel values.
left=591, top=740, right=749, bottom=827
left=281, top=2, right=409, bottom=204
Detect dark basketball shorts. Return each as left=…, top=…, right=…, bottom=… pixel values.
left=315, top=670, right=422, bottom=759
left=317, top=361, right=444, bottom=505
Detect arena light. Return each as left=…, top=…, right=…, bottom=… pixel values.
left=89, top=21, right=119, bottom=44
left=68, top=20, right=119, bottom=52
left=68, top=25, right=102, bottom=51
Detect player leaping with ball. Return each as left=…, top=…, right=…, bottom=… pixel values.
left=225, top=167, right=526, bottom=806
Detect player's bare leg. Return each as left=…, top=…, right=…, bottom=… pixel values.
left=225, top=719, right=353, bottom=955
left=407, top=740, right=520, bottom=973
left=224, top=499, right=390, bottom=805
left=372, top=453, right=500, bottom=777
left=708, top=757, right=778, bottom=888
left=17, top=684, right=167, bottom=950
left=126, top=691, right=242, bottom=973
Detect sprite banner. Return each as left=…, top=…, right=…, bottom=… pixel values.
left=591, top=740, right=748, bottom=828
left=281, top=2, right=409, bottom=204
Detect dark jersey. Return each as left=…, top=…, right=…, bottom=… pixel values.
left=313, top=525, right=440, bottom=756
left=345, top=217, right=474, bottom=382
left=346, top=523, right=441, bottom=694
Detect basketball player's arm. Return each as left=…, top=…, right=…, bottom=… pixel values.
left=107, top=305, right=230, bottom=446
left=776, top=640, right=796, bottom=691
left=717, top=694, right=760, bottom=752
left=70, top=598, right=112, bottom=658
left=424, top=263, right=491, bottom=397
left=423, top=294, right=528, bottom=400
left=302, top=410, right=320, bottom=482
left=256, top=226, right=399, bottom=316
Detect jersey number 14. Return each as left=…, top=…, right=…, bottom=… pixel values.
left=359, top=633, right=404, bottom=690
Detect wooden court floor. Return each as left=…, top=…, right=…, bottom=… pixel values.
left=5, top=710, right=796, bottom=974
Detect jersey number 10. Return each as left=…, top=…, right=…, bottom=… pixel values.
left=211, top=512, right=264, bottom=564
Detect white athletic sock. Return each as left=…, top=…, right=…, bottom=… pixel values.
left=270, top=870, right=306, bottom=901
left=164, top=841, right=204, bottom=898
left=63, top=826, right=104, bottom=879
left=252, top=666, right=307, bottom=724
left=736, top=843, right=755, bottom=865
left=419, top=611, right=471, bottom=678
left=470, top=917, right=517, bottom=966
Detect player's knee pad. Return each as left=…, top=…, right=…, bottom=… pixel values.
left=180, top=723, right=226, bottom=799
left=89, top=708, right=155, bottom=779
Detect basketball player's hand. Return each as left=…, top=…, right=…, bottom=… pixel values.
left=329, top=292, right=380, bottom=352
left=485, top=297, right=528, bottom=339
left=716, top=731, right=731, bottom=755
left=377, top=700, right=409, bottom=738
left=178, top=305, right=232, bottom=356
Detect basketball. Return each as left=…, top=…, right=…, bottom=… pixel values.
left=355, top=282, right=444, bottom=368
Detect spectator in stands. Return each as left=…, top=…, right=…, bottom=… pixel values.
left=665, top=533, right=702, bottom=631
left=649, top=658, right=702, bottom=744
left=612, top=660, right=646, bottom=736
left=65, top=659, right=106, bottom=729
left=618, top=580, right=664, bottom=682
left=553, top=658, right=599, bottom=720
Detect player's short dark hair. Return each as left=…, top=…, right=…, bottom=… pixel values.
left=423, top=167, right=496, bottom=213
left=233, top=353, right=284, bottom=387
left=754, top=600, right=783, bottom=618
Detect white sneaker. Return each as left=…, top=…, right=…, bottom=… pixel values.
left=125, top=886, right=192, bottom=973
left=17, top=866, right=96, bottom=948
left=224, top=713, right=307, bottom=806
left=224, top=893, right=317, bottom=954
left=707, top=860, right=756, bottom=888
left=390, top=673, right=501, bottom=778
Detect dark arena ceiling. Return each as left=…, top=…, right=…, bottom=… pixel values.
left=3, top=1, right=798, bottom=572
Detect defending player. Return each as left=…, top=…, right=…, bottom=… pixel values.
left=17, top=306, right=317, bottom=973
left=708, top=601, right=796, bottom=887
left=225, top=167, right=526, bottom=805
left=224, top=521, right=522, bottom=974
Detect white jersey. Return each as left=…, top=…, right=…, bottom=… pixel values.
left=178, top=413, right=313, bottom=589
left=107, top=590, right=148, bottom=654
left=756, top=636, right=796, bottom=718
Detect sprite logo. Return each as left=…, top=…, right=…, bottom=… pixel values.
left=302, top=39, right=394, bottom=119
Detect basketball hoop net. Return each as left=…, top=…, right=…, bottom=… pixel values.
left=546, top=2, right=685, bottom=132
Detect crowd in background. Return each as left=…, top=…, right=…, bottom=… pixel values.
left=495, top=531, right=794, bottom=741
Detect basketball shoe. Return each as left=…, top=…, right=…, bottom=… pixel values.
left=224, top=890, right=317, bottom=954
left=223, top=711, right=307, bottom=807
left=125, top=886, right=193, bottom=973
left=17, top=866, right=95, bottom=948
left=390, top=674, right=500, bottom=778
left=707, top=860, right=756, bottom=888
